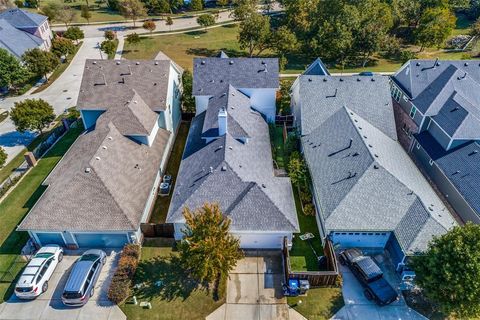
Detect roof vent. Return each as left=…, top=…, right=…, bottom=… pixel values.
left=229, top=61, right=234, bottom=65
left=209, top=166, right=213, bottom=173
left=323, top=78, right=327, bottom=82
left=357, top=78, right=361, bottom=82
left=221, top=166, right=227, bottom=171
left=95, top=156, right=101, bottom=160
left=108, top=136, right=113, bottom=140
left=201, top=60, right=206, bottom=65
left=210, top=79, right=215, bottom=83
left=371, top=78, right=375, bottom=82
left=339, top=78, right=344, bottom=82
left=133, top=100, right=138, bottom=104
left=261, top=61, right=266, bottom=65
left=93, top=61, right=97, bottom=64
left=465, top=62, right=469, bottom=66
left=136, top=62, right=140, bottom=65
left=102, top=145, right=107, bottom=150
left=116, top=61, right=121, bottom=65
left=373, top=164, right=379, bottom=169
left=85, top=167, right=91, bottom=173
left=155, top=61, right=159, bottom=65
left=261, top=184, right=266, bottom=188
left=469, top=150, right=478, bottom=156
left=416, top=62, right=421, bottom=66
left=308, top=78, right=312, bottom=82
left=229, top=146, right=233, bottom=150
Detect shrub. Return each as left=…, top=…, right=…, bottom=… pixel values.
left=117, top=255, right=138, bottom=278
left=303, top=203, right=315, bottom=216
left=104, top=30, right=116, bottom=40
left=299, top=190, right=312, bottom=204
left=399, top=50, right=418, bottom=63
left=14, top=0, right=24, bottom=7
left=122, top=243, right=141, bottom=259
left=107, top=275, right=132, bottom=304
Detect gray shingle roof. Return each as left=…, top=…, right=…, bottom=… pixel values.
left=415, top=131, right=480, bottom=215
left=0, top=8, right=46, bottom=27
left=192, top=57, right=279, bottom=96
left=303, top=58, right=330, bottom=76
left=0, top=18, right=43, bottom=58
left=78, top=59, right=173, bottom=112
left=297, top=75, right=398, bottom=140
left=166, top=88, right=298, bottom=232
left=393, top=60, right=480, bottom=140
left=300, top=104, right=456, bottom=254
left=18, top=60, right=176, bottom=232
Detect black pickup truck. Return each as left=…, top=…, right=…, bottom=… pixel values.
left=339, top=248, right=398, bottom=306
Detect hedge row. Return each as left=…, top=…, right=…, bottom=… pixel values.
left=107, top=244, right=141, bottom=304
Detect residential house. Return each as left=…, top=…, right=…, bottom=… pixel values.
left=391, top=60, right=480, bottom=224
left=291, top=60, right=457, bottom=271
left=166, top=53, right=300, bottom=249
left=0, top=8, right=52, bottom=59
left=17, top=59, right=182, bottom=248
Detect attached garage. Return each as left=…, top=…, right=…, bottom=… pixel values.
left=34, top=232, right=66, bottom=247
left=330, top=231, right=391, bottom=249
left=73, top=233, right=129, bottom=248
left=234, top=233, right=288, bottom=249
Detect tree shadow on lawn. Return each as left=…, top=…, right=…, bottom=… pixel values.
left=186, top=47, right=248, bottom=58
left=133, top=255, right=206, bottom=302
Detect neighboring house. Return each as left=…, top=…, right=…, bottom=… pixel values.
left=391, top=60, right=480, bottom=224
left=18, top=59, right=183, bottom=249
left=166, top=53, right=300, bottom=249
left=192, top=54, right=279, bottom=122
left=291, top=59, right=457, bottom=271
left=0, top=8, right=52, bottom=59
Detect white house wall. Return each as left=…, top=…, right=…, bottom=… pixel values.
left=195, top=95, right=212, bottom=115
left=238, top=88, right=277, bottom=122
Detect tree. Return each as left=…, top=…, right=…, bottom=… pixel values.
left=412, top=223, right=480, bottom=318
left=63, top=26, right=84, bottom=44
left=81, top=5, right=92, bottom=23
left=119, top=0, right=147, bottom=26
left=231, top=0, right=256, bottom=20
left=165, top=15, right=173, bottom=31
left=288, top=151, right=307, bottom=187
left=196, top=13, right=215, bottom=31
left=181, top=70, right=195, bottom=113
left=25, top=0, right=38, bottom=8
left=217, top=0, right=228, bottom=7
left=271, top=25, right=298, bottom=56
left=104, top=30, right=116, bottom=40
left=51, top=37, right=76, bottom=61
left=178, top=203, right=243, bottom=284
left=189, top=0, right=202, bottom=10
left=100, top=40, right=117, bottom=56
left=142, top=20, right=156, bottom=33
left=414, top=7, right=456, bottom=50
left=56, top=6, right=77, bottom=28
left=168, top=0, right=183, bottom=13
left=126, top=32, right=141, bottom=44
left=0, top=147, right=6, bottom=169
left=41, top=2, right=60, bottom=22
left=22, top=48, right=59, bottom=80
left=10, top=99, right=55, bottom=134
left=238, top=13, right=271, bottom=56
left=107, top=0, right=120, bottom=10
left=0, top=48, right=30, bottom=92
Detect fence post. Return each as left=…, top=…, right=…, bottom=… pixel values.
left=24, top=152, right=37, bottom=167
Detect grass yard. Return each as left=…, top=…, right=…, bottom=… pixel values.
left=287, top=287, right=344, bottom=320
left=149, top=122, right=190, bottom=223
left=271, top=126, right=286, bottom=169
left=32, top=42, right=82, bottom=94
left=120, top=241, right=225, bottom=320
left=0, top=124, right=83, bottom=302
left=289, top=188, right=324, bottom=272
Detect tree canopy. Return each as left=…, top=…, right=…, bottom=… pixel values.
left=119, top=0, right=147, bottom=26
left=415, top=7, right=456, bottom=50
left=0, top=48, right=30, bottom=91
left=0, top=147, right=6, bottom=169
left=197, top=13, right=215, bottom=31
left=22, top=48, right=59, bottom=80
left=178, top=203, right=243, bottom=284
left=64, top=26, right=85, bottom=44
left=10, top=99, right=55, bottom=134
left=51, top=37, right=76, bottom=61
left=142, top=20, right=156, bottom=33
left=100, top=40, right=117, bottom=56
left=412, top=223, right=480, bottom=318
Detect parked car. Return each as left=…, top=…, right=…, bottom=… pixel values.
left=359, top=71, right=374, bottom=76
left=15, top=245, right=64, bottom=299
left=339, top=248, right=398, bottom=306
left=62, top=249, right=107, bottom=306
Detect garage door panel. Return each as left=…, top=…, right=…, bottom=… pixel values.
left=234, top=234, right=285, bottom=249
left=36, top=233, right=66, bottom=247
left=74, top=233, right=128, bottom=248
left=331, top=232, right=391, bottom=248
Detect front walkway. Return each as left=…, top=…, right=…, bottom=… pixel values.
left=207, top=251, right=306, bottom=320
left=0, top=250, right=126, bottom=320
left=332, top=252, right=426, bottom=320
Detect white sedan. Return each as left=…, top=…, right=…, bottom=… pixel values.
left=15, top=245, right=64, bottom=299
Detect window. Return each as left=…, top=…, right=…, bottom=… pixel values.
left=409, top=106, right=417, bottom=119
left=429, top=159, right=434, bottom=166
left=403, top=95, right=409, bottom=102
left=391, top=86, right=401, bottom=102
left=417, top=142, right=421, bottom=149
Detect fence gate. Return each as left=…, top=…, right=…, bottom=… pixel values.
left=140, top=223, right=175, bottom=238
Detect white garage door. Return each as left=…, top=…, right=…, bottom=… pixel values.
left=331, top=231, right=391, bottom=248
left=234, top=233, right=286, bottom=249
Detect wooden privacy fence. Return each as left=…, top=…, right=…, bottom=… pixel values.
left=283, top=237, right=339, bottom=287
left=140, top=223, right=174, bottom=238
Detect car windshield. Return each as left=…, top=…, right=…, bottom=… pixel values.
left=35, top=253, right=53, bottom=259
left=63, top=291, right=82, bottom=299
left=79, top=254, right=98, bottom=262
left=15, top=287, right=33, bottom=293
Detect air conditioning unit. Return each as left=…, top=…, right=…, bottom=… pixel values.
left=401, top=270, right=416, bottom=282
left=159, top=182, right=170, bottom=196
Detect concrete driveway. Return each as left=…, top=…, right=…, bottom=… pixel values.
left=332, top=251, right=427, bottom=320
left=207, top=250, right=305, bottom=320
left=0, top=250, right=126, bottom=320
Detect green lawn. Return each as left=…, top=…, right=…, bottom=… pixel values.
left=120, top=241, right=225, bottom=320
left=287, top=287, right=344, bottom=320
left=289, top=188, right=324, bottom=272
left=0, top=124, right=83, bottom=301
left=271, top=126, right=286, bottom=169
left=149, top=122, right=190, bottom=223
left=32, top=42, right=82, bottom=94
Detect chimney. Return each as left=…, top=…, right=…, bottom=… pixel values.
left=218, top=107, right=227, bottom=136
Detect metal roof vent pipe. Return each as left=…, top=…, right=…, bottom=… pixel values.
left=218, top=107, right=228, bottom=136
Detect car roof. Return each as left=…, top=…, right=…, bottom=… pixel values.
left=17, top=258, right=46, bottom=286
left=355, top=256, right=383, bottom=279
left=64, top=260, right=94, bottom=292
left=343, top=248, right=363, bottom=261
